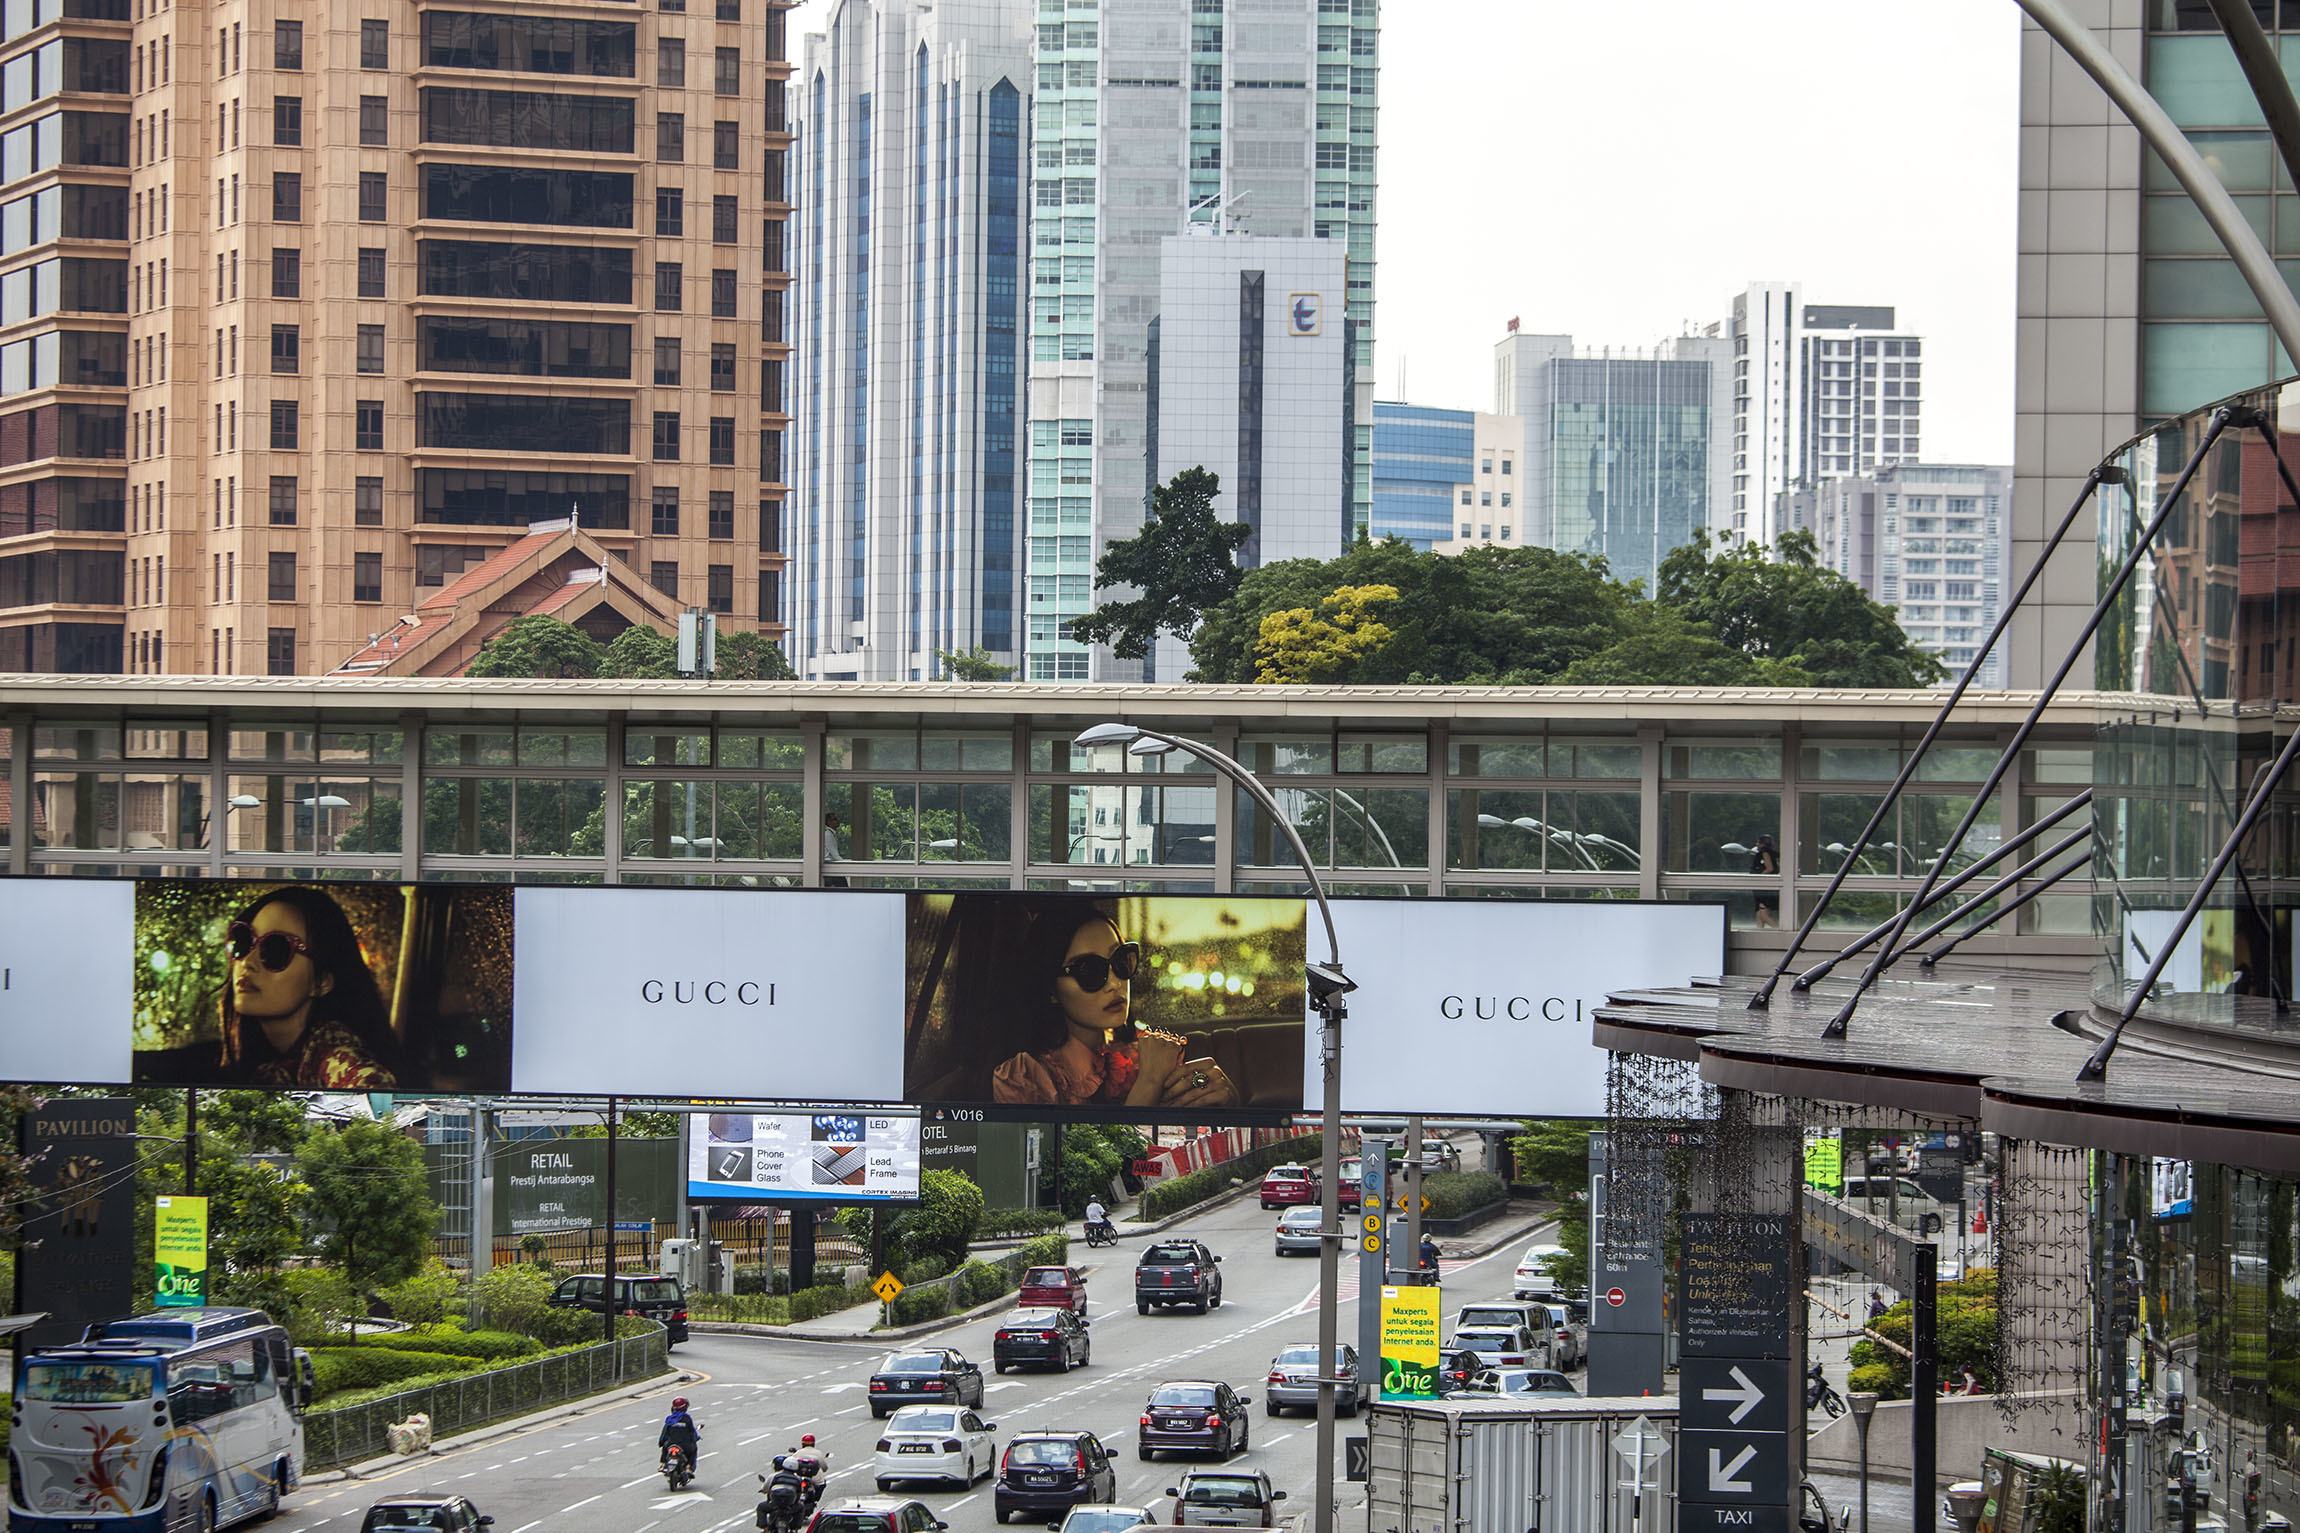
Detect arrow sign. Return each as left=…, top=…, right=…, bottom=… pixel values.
left=1702, top=1364, right=1766, bottom=1425
left=650, top=1492, right=712, bottom=1512
left=1708, top=1445, right=1757, bottom=1494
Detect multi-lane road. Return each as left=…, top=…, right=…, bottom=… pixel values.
left=273, top=1194, right=1552, bottom=1533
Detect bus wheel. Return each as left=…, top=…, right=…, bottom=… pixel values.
left=260, top=1462, right=287, bottom=1520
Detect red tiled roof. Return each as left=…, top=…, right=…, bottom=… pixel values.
left=419, top=525, right=571, bottom=611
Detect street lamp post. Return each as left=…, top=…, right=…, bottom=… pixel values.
left=1849, top=1390, right=1880, bottom=1533
left=1073, top=722, right=1354, bottom=1533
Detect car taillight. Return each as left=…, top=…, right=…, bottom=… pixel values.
left=674, top=1310, right=689, bottom=1321
left=1042, top=1331, right=1061, bottom=1343
left=1203, top=1414, right=1222, bottom=1428
left=943, top=1440, right=962, bottom=1453
left=1141, top=1414, right=1154, bottom=1427
left=875, top=1440, right=892, bottom=1453
left=1074, top=1453, right=1088, bottom=1474
left=1001, top=1449, right=1014, bottom=1472
left=1268, top=1371, right=1284, bottom=1384
left=870, top=1380, right=889, bottom=1391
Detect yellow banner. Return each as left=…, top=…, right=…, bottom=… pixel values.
left=1378, top=1283, right=1443, bottom=1400
left=153, top=1194, right=209, bottom=1309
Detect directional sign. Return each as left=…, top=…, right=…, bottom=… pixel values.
left=1345, top=1437, right=1370, bottom=1483
left=1680, top=1505, right=1790, bottom=1533
left=1679, top=1214, right=1792, bottom=1359
left=870, top=1269, right=905, bottom=1304
left=1679, top=1430, right=1791, bottom=1505
left=1610, top=1415, right=1670, bottom=1478
left=1606, top=1287, right=1627, bottom=1308
left=1681, top=1358, right=1791, bottom=1435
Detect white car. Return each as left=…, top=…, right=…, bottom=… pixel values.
left=1446, top=1325, right=1547, bottom=1370
left=1052, top=1508, right=1158, bottom=1533
left=873, top=1405, right=998, bottom=1490
left=1513, top=1244, right=1569, bottom=1299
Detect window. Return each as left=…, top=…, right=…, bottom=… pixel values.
left=357, top=246, right=385, bottom=298
left=707, top=562, right=732, bottom=612
left=709, top=342, right=734, bottom=392
left=654, top=261, right=681, bottom=311
left=759, top=497, right=780, bottom=552
left=657, top=37, right=683, bottom=87
left=708, top=415, right=733, bottom=465
left=718, top=0, right=739, bottom=17
left=708, top=194, right=736, bottom=245
left=353, top=551, right=382, bottom=603
left=758, top=567, right=779, bottom=620
left=356, top=399, right=383, bottom=451
left=710, top=267, right=735, bottom=317
left=273, top=95, right=301, bottom=146
left=359, top=94, right=387, bottom=146
left=356, top=323, right=383, bottom=374
left=269, top=399, right=297, bottom=449
left=652, top=410, right=678, bottom=460
left=707, top=489, right=732, bottom=539
left=645, top=487, right=683, bottom=539
left=713, top=119, right=737, bottom=169
left=655, top=187, right=682, bottom=236
left=270, top=247, right=298, bottom=297
left=274, top=20, right=301, bottom=70
left=653, top=336, right=680, bottom=386
left=714, top=46, right=738, bottom=95
left=355, top=475, right=383, bottom=526
left=266, top=549, right=296, bottom=602
left=269, top=323, right=298, bottom=374
left=272, top=173, right=301, bottom=222
left=657, top=111, right=683, bottom=162
left=361, top=19, right=388, bottom=70
left=358, top=172, right=387, bottom=222
left=267, top=475, right=296, bottom=525
left=649, top=560, right=677, bottom=597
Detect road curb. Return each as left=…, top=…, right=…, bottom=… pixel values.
left=299, top=1365, right=690, bottom=1486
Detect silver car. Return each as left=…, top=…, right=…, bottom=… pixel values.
left=1265, top=1342, right=1359, bottom=1415
left=1049, top=1507, right=1157, bottom=1533
left=1168, top=1470, right=1286, bottom=1529
left=1272, top=1207, right=1323, bottom=1256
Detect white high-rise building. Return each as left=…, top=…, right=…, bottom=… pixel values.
left=1725, top=283, right=1924, bottom=546
left=789, top=0, right=1030, bottom=681
left=1023, top=0, right=1379, bottom=681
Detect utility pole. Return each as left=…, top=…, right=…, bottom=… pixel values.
left=183, top=1089, right=197, bottom=1194
left=603, top=1097, right=620, bottom=1353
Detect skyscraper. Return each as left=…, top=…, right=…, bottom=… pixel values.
left=788, top=0, right=1029, bottom=681
left=0, top=0, right=797, bottom=674
left=1022, top=0, right=1377, bottom=681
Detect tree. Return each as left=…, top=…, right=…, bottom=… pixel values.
left=935, top=647, right=1014, bottom=682
left=716, top=630, right=795, bottom=680
left=599, top=625, right=677, bottom=678
left=1069, top=467, right=1254, bottom=660
left=295, top=1118, right=439, bottom=1298
left=1557, top=604, right=1799, bottom=687
left=1511, top=1120, right=1594, bottom=1194
left=1253, top=584, right=1401, bottom=683
left=1655, top=530, right=1947, bottom=687
left=466, top=615, right=605, bottom=679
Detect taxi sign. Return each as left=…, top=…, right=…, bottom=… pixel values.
left=871, top=1270, right=904, bottom=1304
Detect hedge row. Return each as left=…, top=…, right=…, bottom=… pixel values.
left=1015, top=1232, right=1070, bottom=1267
left=979, top=1207, right=1070, bottom=1240
left=1138, top=1136, right=1321, bottom=1221
left=1423, top=1170, right=1508, bottom=1221
left=308, top=1346, right=483, bottom=1396
left=890, top=1286, right=952, bottom=1325
left=357, top=1327, right=540, bottom=1362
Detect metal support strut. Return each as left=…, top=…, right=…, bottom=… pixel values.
left=1917, top=848, right=2096, bottom=969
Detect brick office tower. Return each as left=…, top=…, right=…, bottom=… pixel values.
left=0, top=0, right=794, bottom=675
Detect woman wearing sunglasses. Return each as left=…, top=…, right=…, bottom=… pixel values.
left=989, top=906, right=1239, bottom=1109
left=219, top=886, right=399, bottom=1089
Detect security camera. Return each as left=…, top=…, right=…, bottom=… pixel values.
left=1305, top=962, right=1357, bottom=1001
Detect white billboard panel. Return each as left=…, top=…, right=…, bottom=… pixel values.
left=511, top=888, right=906, bottom=1099
left=1306, top=899, right=1725, bottom=1117
left=688, top=1110, right=920, bottom=1202
left=0, top=879, right=133, bottom=1084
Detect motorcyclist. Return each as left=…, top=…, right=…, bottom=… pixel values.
left=1084, top=1198, right=1114, bottom=1241
left=778, top=1434, right=828, bottom=1510
left=1418, top=1235, right=1441, bottom=1281
left=659, top=1397, right=701, bottom=1476
left=757, top=1459, right=809, bottom=1531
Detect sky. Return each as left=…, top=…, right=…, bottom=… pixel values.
left=779, top=0, right=2022, bottom=465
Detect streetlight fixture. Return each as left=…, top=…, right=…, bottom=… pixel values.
left=1848, top=1389, right=1880, bottom=1533
left=1077, top=721, right=1353, bottom=1533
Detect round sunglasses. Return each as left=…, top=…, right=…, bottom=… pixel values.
left=227, top=920, right=313, bottom=972
left=1058, top=941, right=1142, bottom=993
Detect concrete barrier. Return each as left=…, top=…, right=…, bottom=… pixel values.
left=1804, top=1391, right=2084, bottom=1487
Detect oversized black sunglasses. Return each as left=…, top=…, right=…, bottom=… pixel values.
left=1058, top=942, right=1142, bottom=994
left=227, top=920, right=313, bottom=972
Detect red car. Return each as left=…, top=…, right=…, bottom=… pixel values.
left=1335, top=1159, right=1365, bottom=1212
left=1018, top=1265, right=1088, bottom=1315
left=1259, top=1165, right=1318, bottom=1209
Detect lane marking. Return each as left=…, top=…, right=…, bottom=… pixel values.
left=559, top=1496, right=602, bottom=1515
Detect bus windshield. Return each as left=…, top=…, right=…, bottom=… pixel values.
left=22, top=1361, right=153, bottom=1402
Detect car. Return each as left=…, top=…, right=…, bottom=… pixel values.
left=360, top=1495, right=494, bottom=1533
left=994, top=1431, right=1119, bottom=1524
left=1456, top=1301, right=1541, bottom=1334
left=1136, top=1239, right=1223, bottom=1314
left=1447, top=1324, right=1547, bottom=1370
left=868, top=1347, right=987, bottom=1417
left=1046, top=1507, right=1156, bottom=1533
left=1137, top=1380, right=1251, bottom=1460
left=1533, top=1301, right=1588, bottom=1369
left=807, top=1498, right=950, bottom=1533
left=873, top=1405, right=999, bottom=1490
left=1512, top=1243, right=1569, bottom=1300
left=1334, top=1159, right=1365, bottom=1212
left=1258, top=1165, right=1318, bottom=1208
left=1435, top=1347, right=1481, bottom=1394
left=1019, top=1265, right=1089, bottom=1315
left=546, top=1272, right=689, bottom=1345
left=1836, top=1176, right=1950, bottom=1235
left=1166, top=1470, right=1286, bottom=1529
left=1272, top=1207, right=1323, bottom=1256
left=993, top=1307, right=1092, bottom=1373
left=1461, top=1367, right=1579, bottom=1397
left=1265, top=1343, right=1359, bottom=1416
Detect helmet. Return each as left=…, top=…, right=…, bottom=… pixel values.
left=672, top=1397, right=689, bottom=1411
left=801, top=1434, right=816, bottom=1447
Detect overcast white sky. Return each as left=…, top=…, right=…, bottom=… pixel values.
left=781, top=0, right=2021, bottom=463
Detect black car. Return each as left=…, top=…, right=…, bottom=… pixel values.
left=1436, top=1348, right=1479, bottom=1394
left=869, top=1347, right=987, bottom=1417
left=993, top=1431, right=1119, bottom=1524
left=360, top=1496, right=494, bottom=1533
left=1137, top=1380, right=1249, bottom=1461
left=546, top=1273, right=689, bottom=1345
left=993, top=1307, right=1092, bottom=1373
left=1135, top=1239, right=1223, bottom=1314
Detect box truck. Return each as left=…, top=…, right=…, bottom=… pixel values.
left=1364, top=1396, right=1681, bottom=1533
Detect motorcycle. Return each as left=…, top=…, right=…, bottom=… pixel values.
left=663, top=1445, right=695, bottom=1491
left=756, top=1472, right=807, bottom=1533
left=1084, top=1221, right=1120, bottom=1249
left=1806, top=1365, right=1847, bottom=1419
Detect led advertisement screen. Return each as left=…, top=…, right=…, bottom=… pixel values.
left=689, top=1111, right=921, bottom=1202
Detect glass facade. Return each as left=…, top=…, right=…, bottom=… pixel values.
left=1370, top=402, right=1471, bottom=550
left=1548, top=354, right=1716, bottom=590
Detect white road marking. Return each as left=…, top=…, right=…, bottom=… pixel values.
left=621, top=1474, right=660, bottom=1488
left=509, top=1521, right=543, bottom=1533
left=835, top=1405, right=866, bottom=1416
left=948, top=1495, right=979, bottom=1510
left=560, top=1496, right=602, bottom=1515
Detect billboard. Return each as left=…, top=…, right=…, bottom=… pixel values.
left=153, top=1195, right=209, bottom=1308
left=1377, top=1284, right=1443, bottom=1400
left=15, top=1098, right=136, bottom=1353
left=689, top=1111, right=920, bottom=1202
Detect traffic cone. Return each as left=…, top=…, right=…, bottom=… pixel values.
left=1973, top=1208, right=1988, bottom=1235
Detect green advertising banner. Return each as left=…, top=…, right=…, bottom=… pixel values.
left=1378, top=1284, right=1443, bottom=1400
left=153, top=1194, right=209, bottom=1308
left=1803, top=1132, right=1843, bottom=1195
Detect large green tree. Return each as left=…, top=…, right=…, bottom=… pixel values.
left=295, top=1117, right=439, bottom=1295
left=1069, top=467, right=1254, bottom=660
left=1655, top=530, right=1946, bottom=687
left=935, top=647, right=1015, bottom=682
left=467, top=615, right=606, bottom=679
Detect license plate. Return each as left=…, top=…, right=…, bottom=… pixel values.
left=1028, top=1474, right=1056, bottom=1487
left=899, top=1444, right=933, bottom=1454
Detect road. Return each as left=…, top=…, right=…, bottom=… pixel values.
left=275, top=1195, right=1555, bottom=1533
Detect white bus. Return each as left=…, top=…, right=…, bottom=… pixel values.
left=9, top=1308, right=310, bottom=1533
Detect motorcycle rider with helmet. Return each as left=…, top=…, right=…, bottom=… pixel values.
left=659, top=1397, right=701, bottom=1478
